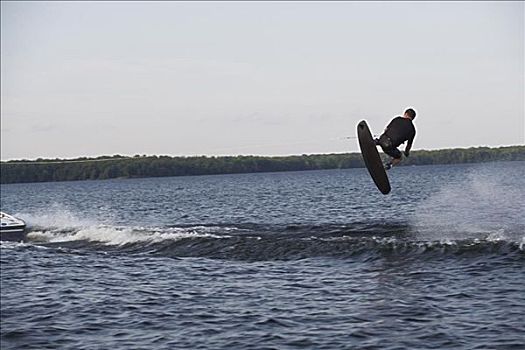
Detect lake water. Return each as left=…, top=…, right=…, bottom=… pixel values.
left=1, top=162, right=524, bottom=349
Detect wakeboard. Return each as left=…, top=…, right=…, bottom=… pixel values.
left=357, top=120, right=391, bottom=195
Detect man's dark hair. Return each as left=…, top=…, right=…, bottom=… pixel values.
left=405, top=108, right=416, bottom=120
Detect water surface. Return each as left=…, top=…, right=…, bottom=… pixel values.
left=2, top=162, right=524, bottom=349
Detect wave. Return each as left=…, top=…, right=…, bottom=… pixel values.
left=3, top=198, right=522, bottom=261
left=28, top=225, right=232, bottom=245
left=15, top=221, right=524, bottom=261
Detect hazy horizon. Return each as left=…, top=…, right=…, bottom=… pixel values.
left=1, top=1, right=524, bottom=160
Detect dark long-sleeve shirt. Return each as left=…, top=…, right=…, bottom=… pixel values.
left=384, top=116, right=416, bottom=152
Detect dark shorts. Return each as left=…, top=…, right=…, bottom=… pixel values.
left=377, top=134, right=402, bottom=159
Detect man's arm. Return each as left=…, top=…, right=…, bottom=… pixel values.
left=404, top=136, right=414, bottom=157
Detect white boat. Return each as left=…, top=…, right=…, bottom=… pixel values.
left=0, top=212, right=27, bottom=242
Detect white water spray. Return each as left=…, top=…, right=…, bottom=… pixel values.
left=411, top=164, right=525, bottom=243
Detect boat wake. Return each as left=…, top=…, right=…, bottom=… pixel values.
left=14, top=220, right=524, bottom=261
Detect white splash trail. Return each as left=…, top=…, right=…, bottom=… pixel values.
left=410, top=164, right=525, bottom=243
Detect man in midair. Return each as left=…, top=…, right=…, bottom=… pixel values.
left=375, top=108, right=417, bottom=170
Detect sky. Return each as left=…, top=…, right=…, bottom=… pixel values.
left=1, top=1, right=523, bottom=160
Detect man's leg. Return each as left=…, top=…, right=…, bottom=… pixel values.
left=391, top=157, right=402, bottom=167
left=378, top=136, right=403, bottom=170
left=384, top=157, right=400, bottom=170
left=384, top=148, right=402, bottom=170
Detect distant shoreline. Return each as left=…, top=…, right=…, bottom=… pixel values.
left=1, top=145, right=524, bottom=184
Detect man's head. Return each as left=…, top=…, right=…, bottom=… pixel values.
left=404, top=108, right=416, bottom=120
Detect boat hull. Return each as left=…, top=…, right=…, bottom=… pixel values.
left=1, top=212, right=27, bottom=242
left=0, top=226, right=27, bottom=242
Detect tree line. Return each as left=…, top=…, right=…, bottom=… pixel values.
left=1, top=146, right=523, bottom=184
